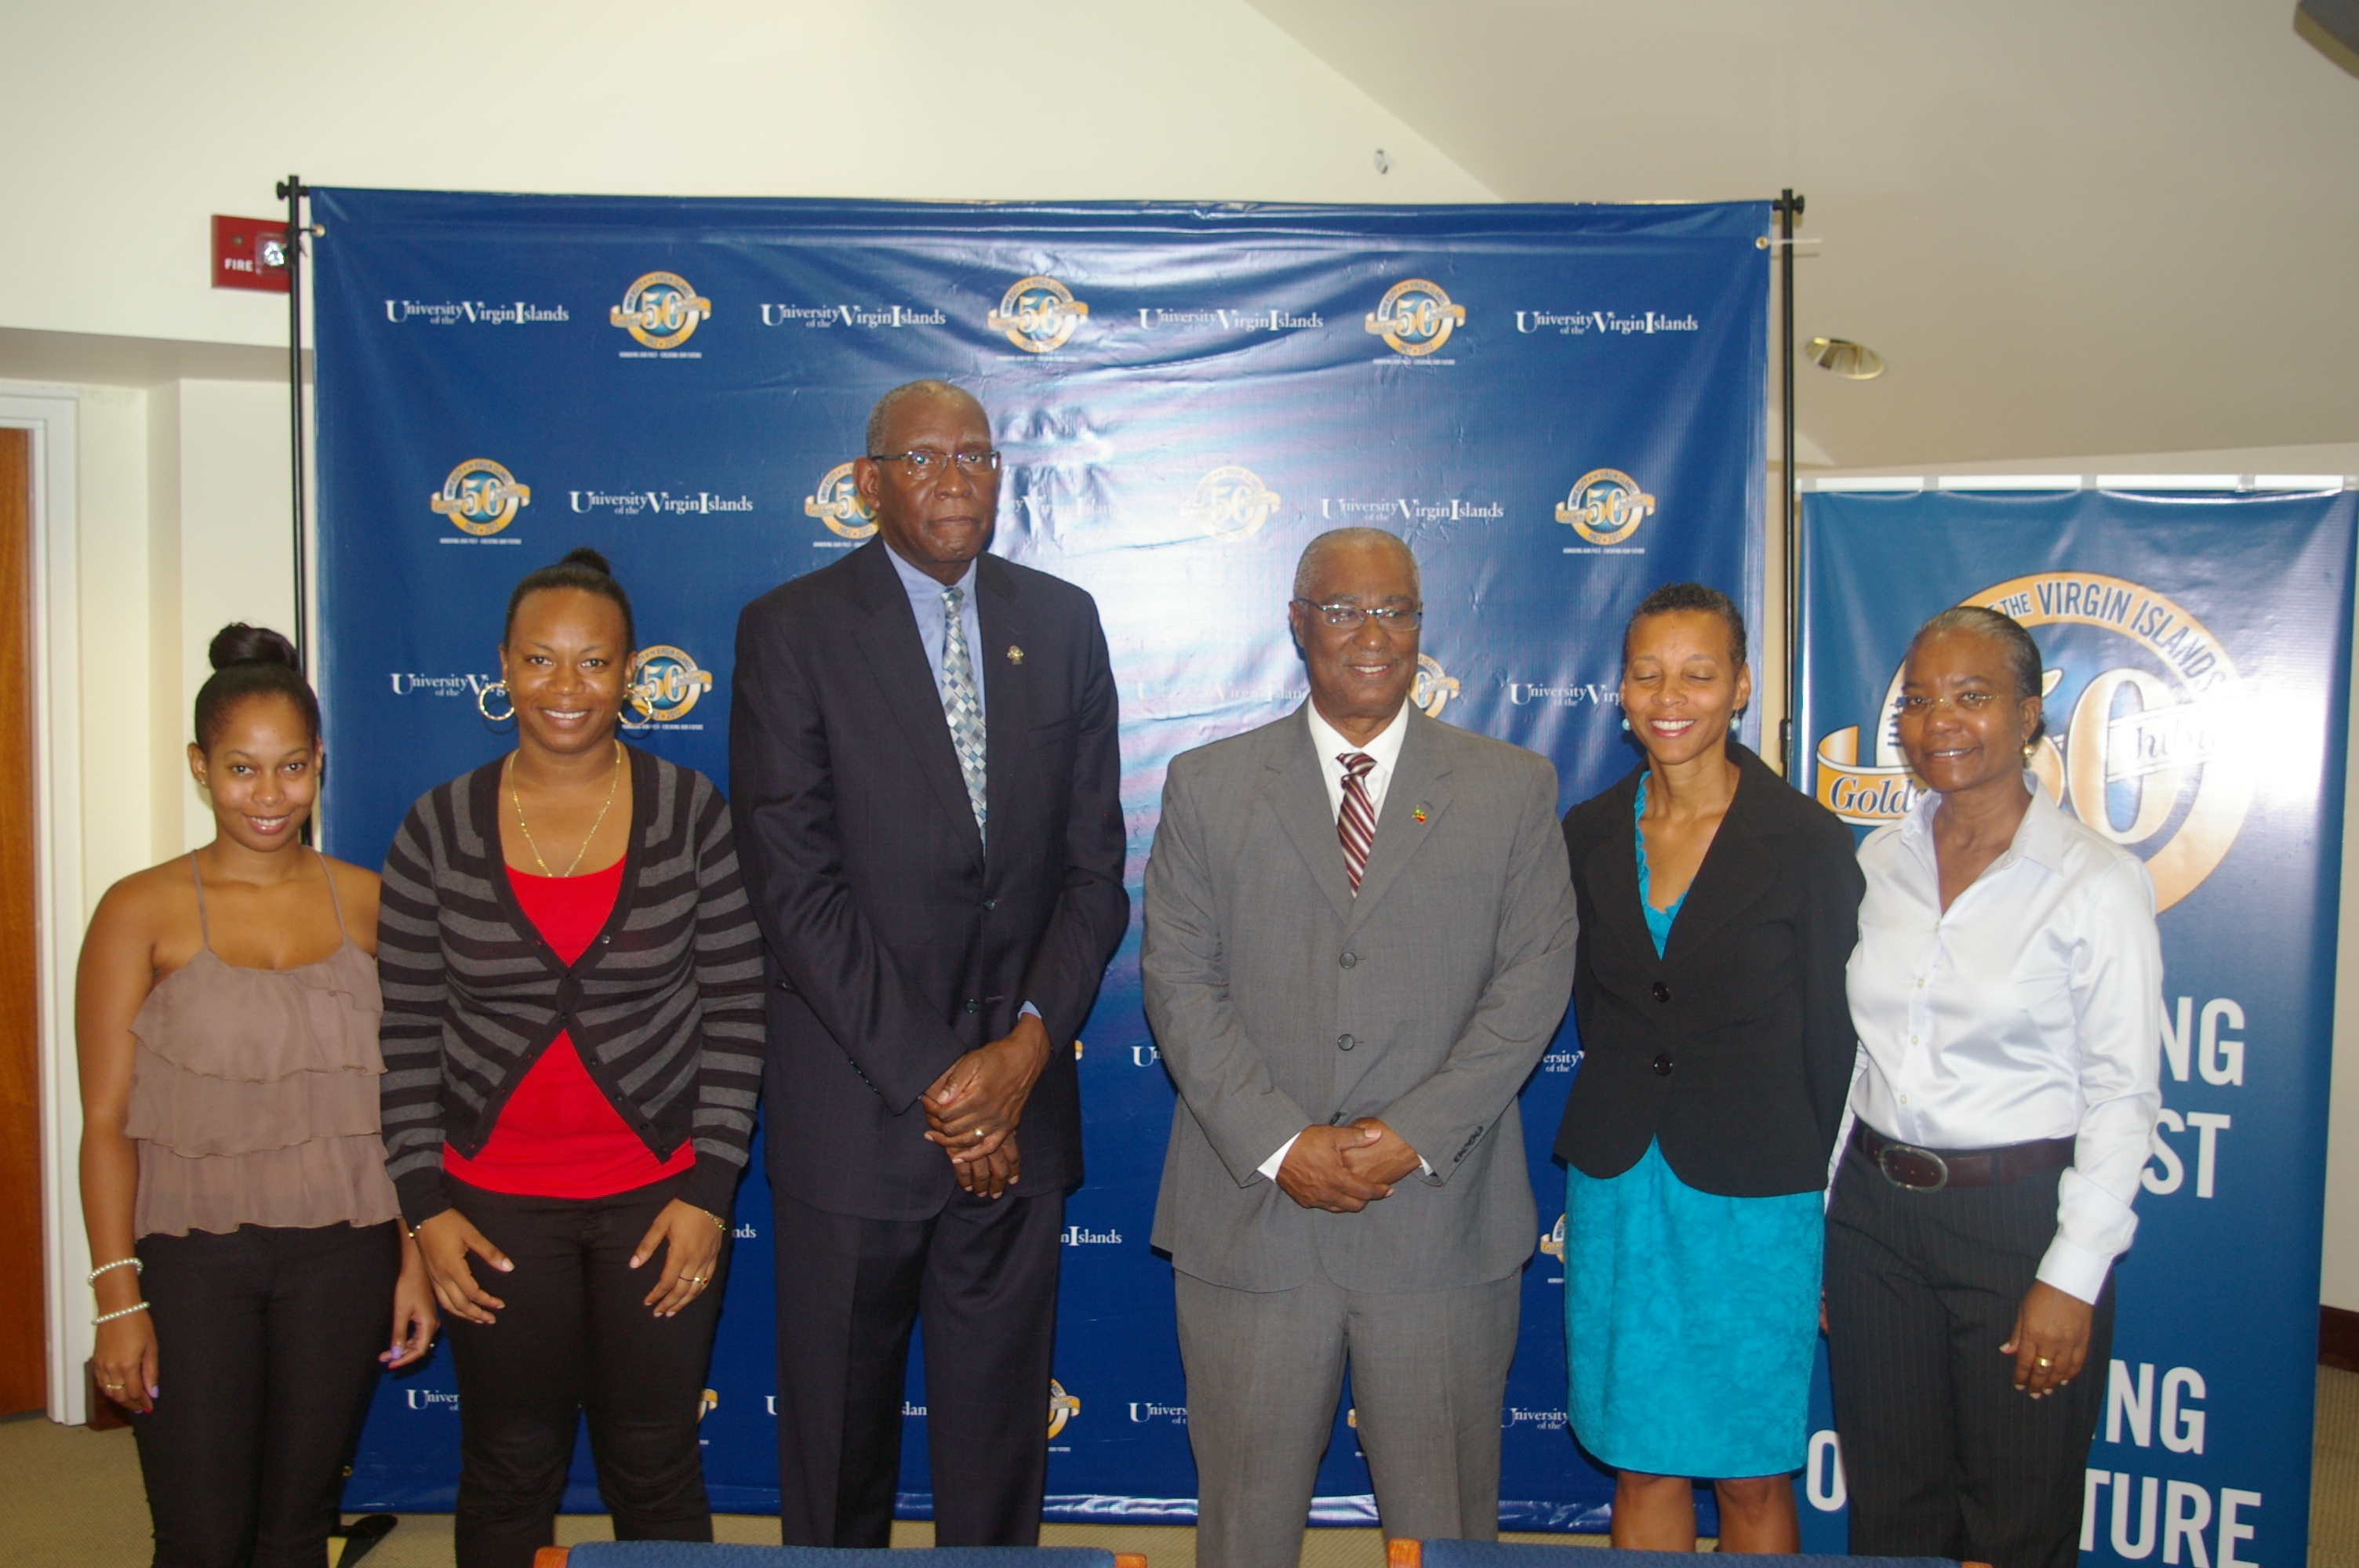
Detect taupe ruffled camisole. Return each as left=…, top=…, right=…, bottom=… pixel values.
left=122, top=854, right=402, bottom=1238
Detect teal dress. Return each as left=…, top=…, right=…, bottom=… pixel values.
left=1561, top=777, right=1824, bottom=1479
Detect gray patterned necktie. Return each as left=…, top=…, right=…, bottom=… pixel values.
left=940, top=585, right=987, bottom=840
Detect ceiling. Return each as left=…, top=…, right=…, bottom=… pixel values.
left=1246, top=0, right=2359, bottom=468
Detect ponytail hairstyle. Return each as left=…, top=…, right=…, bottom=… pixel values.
left=193, top=625, right=319, bottom=752
left=503, top=546, right=635, bottom=652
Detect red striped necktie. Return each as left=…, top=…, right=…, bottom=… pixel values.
left=1338, top=752, right=1378, bottom=894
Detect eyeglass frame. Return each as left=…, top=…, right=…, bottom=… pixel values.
left=1289, top=597, right=1424, bottom=633
left=864, top=449, right=1003, bottom=477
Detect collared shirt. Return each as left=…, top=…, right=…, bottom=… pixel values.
left=883, top=543, right=986, bottom=724
left=1259, top=699, right=1422, bottom=1184
left=1305, top=698, right=1412, bottom=825
left=1846, top=777, right=2164, bottom=1304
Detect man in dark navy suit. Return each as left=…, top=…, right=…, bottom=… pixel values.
left=729, top=380, right=1128, bottom=1547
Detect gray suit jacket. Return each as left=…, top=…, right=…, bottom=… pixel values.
left=1143, top=704, right=1578, bottom=1294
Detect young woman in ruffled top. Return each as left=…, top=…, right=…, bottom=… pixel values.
left=76, top=623, right=435, bottom=1568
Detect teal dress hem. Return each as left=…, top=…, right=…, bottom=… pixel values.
left=1561, top=776, right=1823, bottom=1479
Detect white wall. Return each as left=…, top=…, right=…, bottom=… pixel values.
left=0, top=0, right=1492, bottom=350
left=1811, top=444, right=2359, bottom=1312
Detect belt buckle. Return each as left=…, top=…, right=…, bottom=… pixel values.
left=1877, top=1141, right=1950, bottom=1192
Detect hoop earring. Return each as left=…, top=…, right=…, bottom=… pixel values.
left=476, top=681, right=514, bottom=724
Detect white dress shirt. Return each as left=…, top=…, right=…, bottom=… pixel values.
left=1846, top=777, right=2164, bottom=1304
left=1258, top=700, right=1416, bottom=1182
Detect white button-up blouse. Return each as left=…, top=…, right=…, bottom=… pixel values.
left=1845, top=779, right=2165, bottom=1304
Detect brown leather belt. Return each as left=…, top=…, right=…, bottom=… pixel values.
left=1852, top=1122, right=2074, bottom=1192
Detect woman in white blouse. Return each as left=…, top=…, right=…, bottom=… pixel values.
left=1826, top=605, right=2162, bottom=1568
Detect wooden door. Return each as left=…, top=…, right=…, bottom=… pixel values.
left=0, top=427, right=42, bottom=1414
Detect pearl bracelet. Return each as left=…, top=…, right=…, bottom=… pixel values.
left=92, top=1301, right=150, bottom=1327
left=86, top=1257, right=142, bottom=1286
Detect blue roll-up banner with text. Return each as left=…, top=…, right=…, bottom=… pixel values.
left=310, top=189, right=1768, bottom=1529
left=1796, top=485, right=2355, bottom=1563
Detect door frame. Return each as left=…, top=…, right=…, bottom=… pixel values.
left=0, top=388, right=86, bottom=1425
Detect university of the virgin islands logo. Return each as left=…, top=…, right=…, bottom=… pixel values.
left=430, top=459, right=530, bottom=539
left=803, top=461, right=878, bottom=545
left=609, top=271, right=711, bottom=353
left=1812, top=572, right=2250, bottom=912
left=1363, top=278, right=1466, bottom=358
left=987, top=275, right=1089, bottom=354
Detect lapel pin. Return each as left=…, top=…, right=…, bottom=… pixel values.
left=1006, top=645, right=1024, bottom=665
left=1412, top=804, right=1429, bottom=823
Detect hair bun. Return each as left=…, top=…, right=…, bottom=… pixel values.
left=558, top=546, right=613, bottom=576
left=208, top=623, right=300, bottom=673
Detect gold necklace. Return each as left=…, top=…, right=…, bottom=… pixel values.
left=508, top=739, right=623, bottom=877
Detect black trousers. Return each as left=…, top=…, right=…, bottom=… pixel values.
left=770, top=1182, right=1064, bottom=1548
left=129, top=1221, right=401, bottom=1568
left=442, top=1174, right=728, bottom=1568
left=1823, top=1144, right=2115, bottom=1568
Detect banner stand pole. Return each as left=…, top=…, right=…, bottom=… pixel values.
left=274, top=175, right=309, bottom=670
left=274, top=173, right=312, bottom=847
left=1773, top=189, right=1804, bottom=775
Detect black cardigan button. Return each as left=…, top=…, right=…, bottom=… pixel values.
left=1652, top=1053, right=1675, bottom=1076
left=1651, top=981, right=1671, bottom=1004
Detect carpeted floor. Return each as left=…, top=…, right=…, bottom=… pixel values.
left=4, top=1368, right=2353, bottom=1566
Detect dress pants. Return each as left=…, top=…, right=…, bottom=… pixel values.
left=442, top=1173, right=728, bottom=1568
left=1175, top=1265, right=1521, bottom=1568
left=1823, top=1144, right=2115, bottom=1568
left=131, top=1221, right=401, bottom=1568
left=770, top=1183, right=1065, bottom=1547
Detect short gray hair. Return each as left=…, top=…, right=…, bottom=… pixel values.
left=1907, top=604, right=2048, bottom=743
left=865, top=379, right=984, bottom=454
left=1292, top=528, right=1421, bottom=601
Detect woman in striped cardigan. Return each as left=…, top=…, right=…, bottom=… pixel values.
left=377, top=549, right=764, bottom=1568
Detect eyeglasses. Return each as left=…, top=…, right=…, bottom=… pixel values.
left=1292, top=599, right=1423, bottom=633
left=867, top=449, right=1002, bottom=477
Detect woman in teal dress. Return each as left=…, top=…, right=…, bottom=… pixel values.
left=1554, top=583, right=1865, bottom=1550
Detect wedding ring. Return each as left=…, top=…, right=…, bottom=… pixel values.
left=2036, top=1356, right=2052, bottom=1368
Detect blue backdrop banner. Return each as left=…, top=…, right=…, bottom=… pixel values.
left=1794, top=484, right=2355, bottom=1564
left=310, top=189, right=1769, bottom=1530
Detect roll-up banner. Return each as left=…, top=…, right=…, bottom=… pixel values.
left=1794, top=484, right=2357, bottom=1563
left=310, top=190, right=1768, bottom=1528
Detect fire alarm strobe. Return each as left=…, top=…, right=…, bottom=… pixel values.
left=212, top=215, right=293, bottom=292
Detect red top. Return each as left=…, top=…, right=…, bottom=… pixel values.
left=442, top=858, right=696, bottom=1198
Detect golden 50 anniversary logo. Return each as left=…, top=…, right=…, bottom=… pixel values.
left=803, top=461, right=878, bottom=540
left=1814, top=572, right=2250, bottom=911
left=1556, top=468, right=1656, bottom=546
left=1047, top=1379, right=1081, bottom=1439
left=987, top=275, right=1089, bottom=354
left=1182, top=466, right=1281, bottom=541
left=626, top=645, right=714, bottom=726
left=1364, top=278, right=1466, bottom=357
left=1414, top=654, right=1459, bottom=719
left=610, top=271, right=711, bottom=350
left=431, top=459, right=531, bottom=536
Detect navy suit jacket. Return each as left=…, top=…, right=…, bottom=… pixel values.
left=729, top=540, right=1129, bottom=1221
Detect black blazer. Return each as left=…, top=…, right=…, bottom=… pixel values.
left=729, top=541, right=1129, bottom=1221
left=1552, top=742, right=1865, bottom=1196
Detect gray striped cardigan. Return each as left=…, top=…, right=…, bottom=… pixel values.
left=376, top=746, right=765, bottom=1225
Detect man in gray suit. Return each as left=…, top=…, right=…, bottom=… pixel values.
left=1142, top=527, right=1579, bottom=1568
